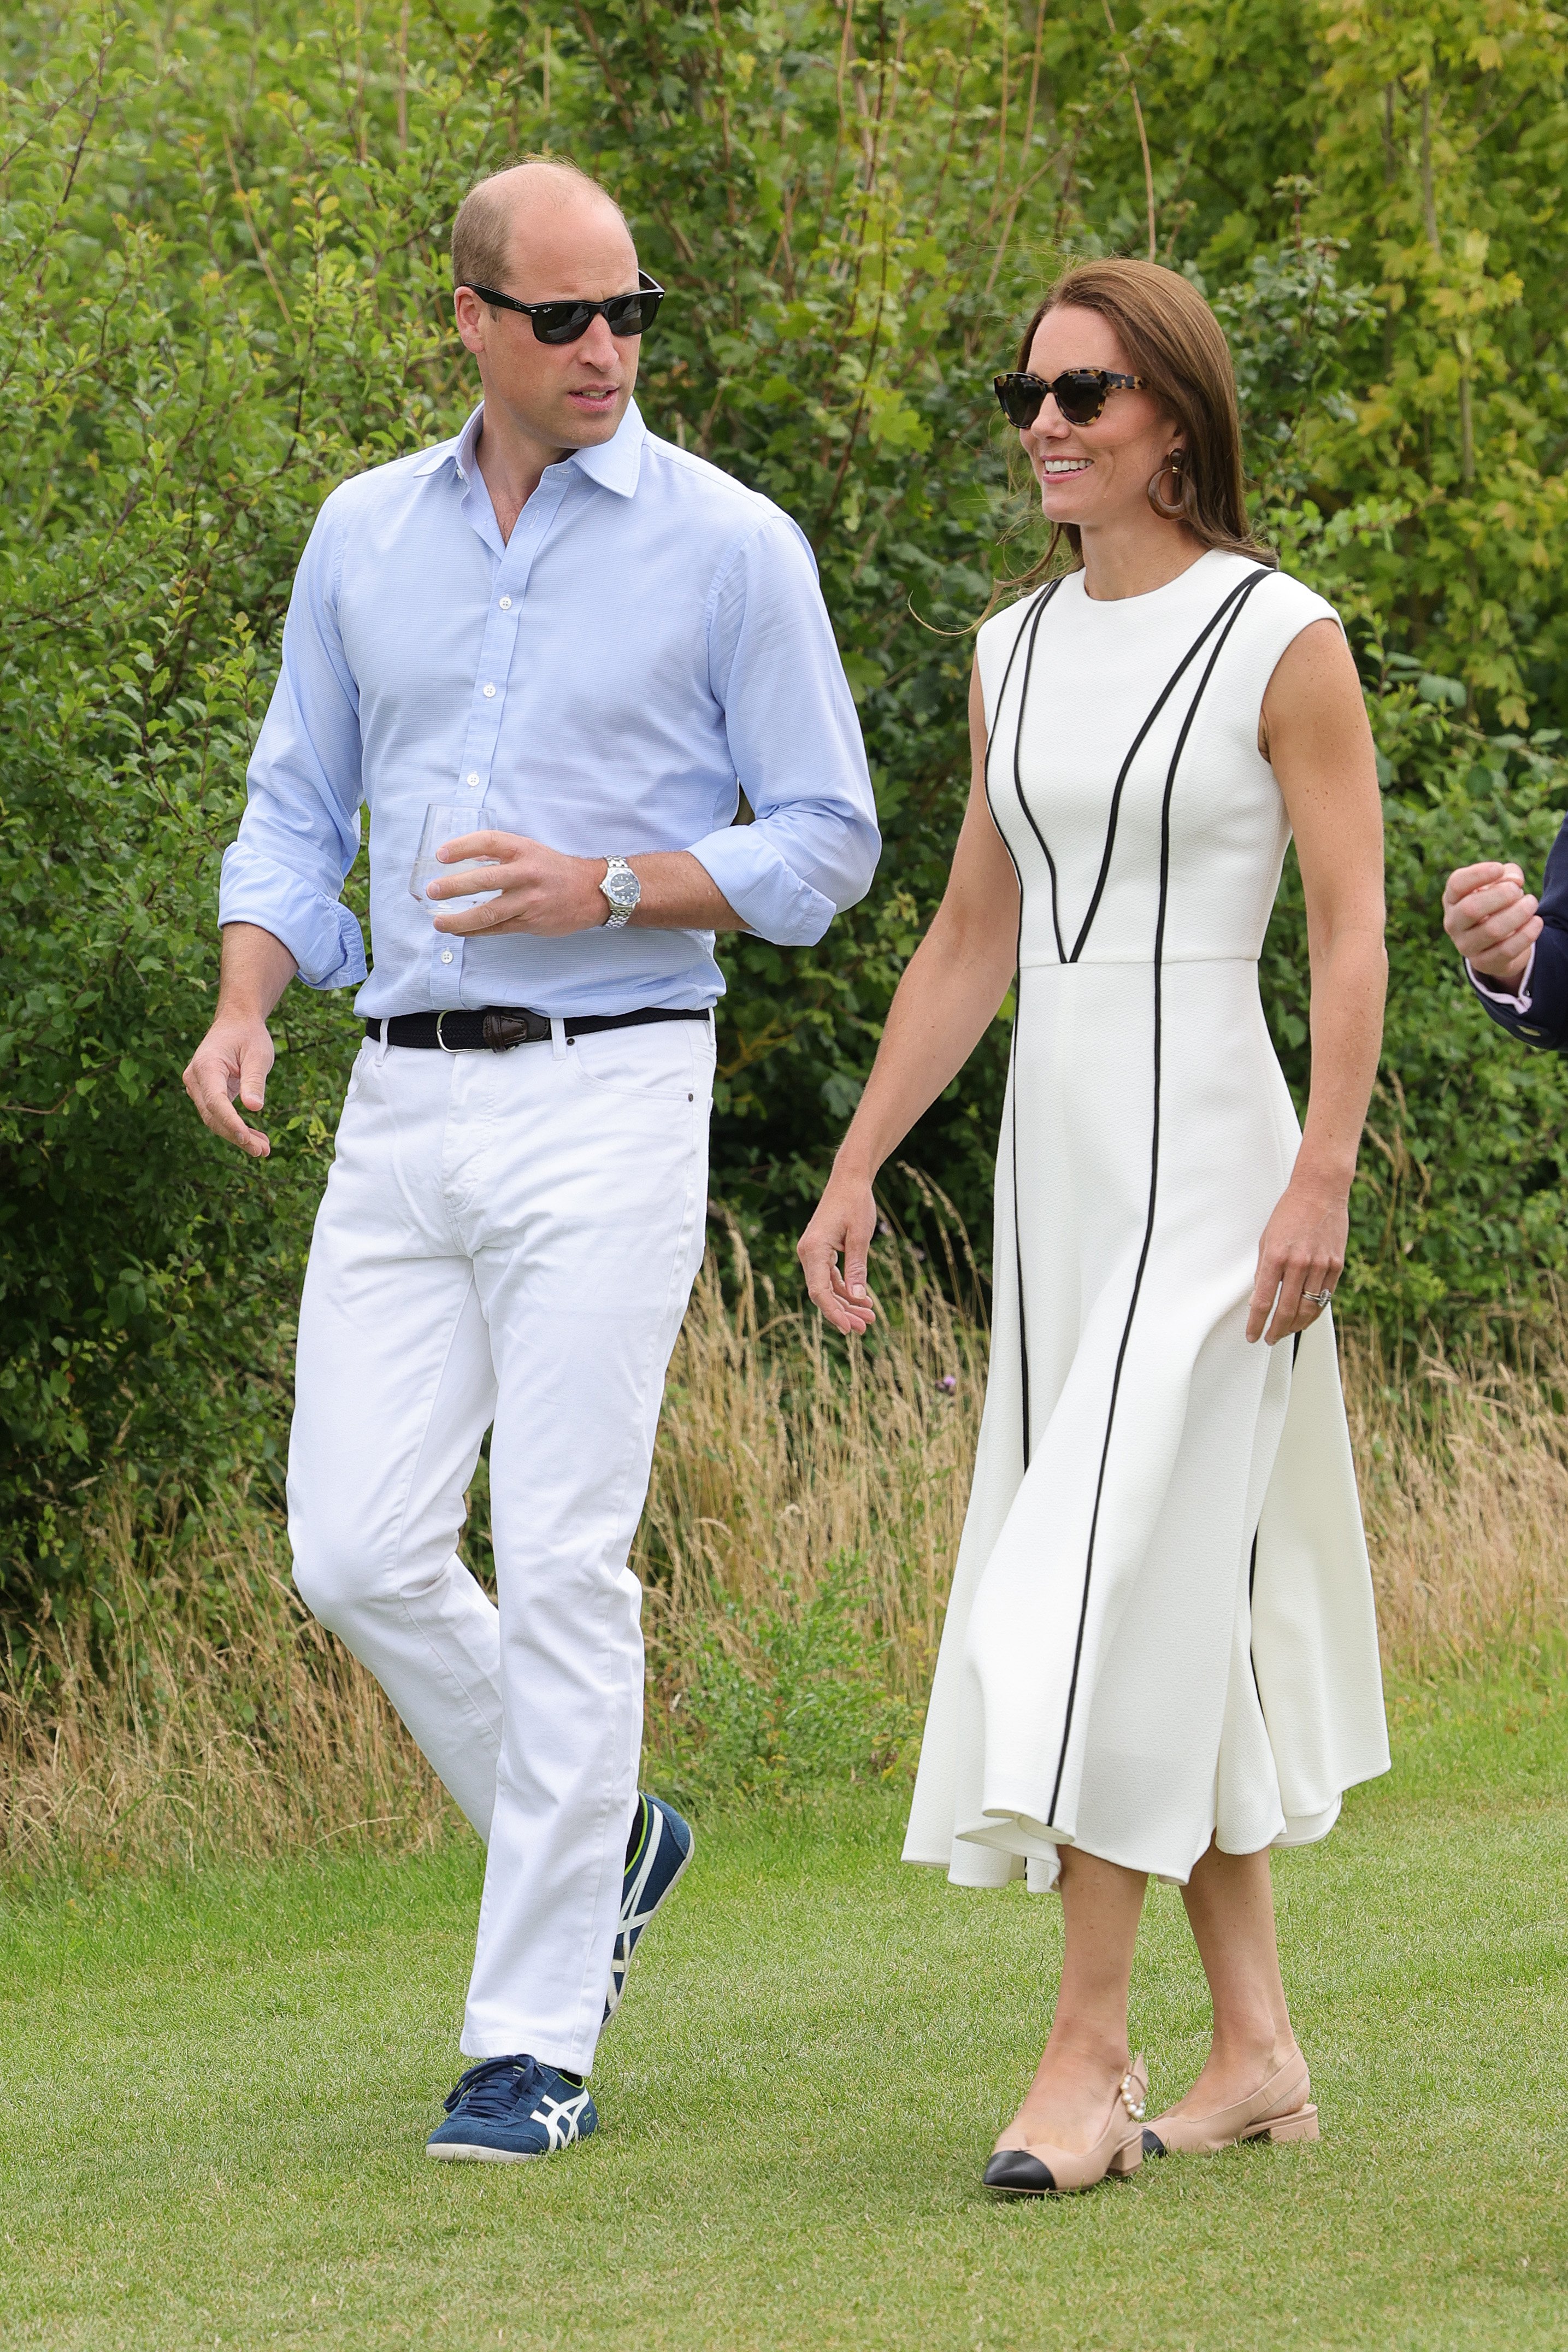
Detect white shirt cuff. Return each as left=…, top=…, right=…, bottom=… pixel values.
left=1465, top=944, right=1535, bottom=1014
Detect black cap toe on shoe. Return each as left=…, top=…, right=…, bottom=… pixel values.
left=1141, top=2127, right=1167, bottom=2157
left=983, top=2148, right=1058, bottom=2196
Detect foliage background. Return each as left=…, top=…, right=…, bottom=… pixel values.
left=2, top=0, right=1566, bottom=1605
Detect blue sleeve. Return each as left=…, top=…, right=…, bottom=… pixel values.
left=1466, top=811, right=1568, bottom=1052
left=217, top=492, right=368, bottom=989
left=685, top=511, right=880, bottom=946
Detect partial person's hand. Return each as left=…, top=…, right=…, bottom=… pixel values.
left=1246, top=1171, right=1348, bottom=1345
left=182, top=1014, right=276, bottom=1159
left=425, top=830, right=608, bottom=937
left=798, top=1165, right=880, bottom=1338
left=1442, top=860, right=1541, bottom=984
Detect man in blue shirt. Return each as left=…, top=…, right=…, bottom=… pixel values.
left=183, top=156, right=879, bottom=2163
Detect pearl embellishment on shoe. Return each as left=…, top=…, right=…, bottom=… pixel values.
left=1119, top=2072, right=1147, bottom=2121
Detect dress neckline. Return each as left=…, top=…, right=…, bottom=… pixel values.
left=1071, top=546, right=1232, bottom=611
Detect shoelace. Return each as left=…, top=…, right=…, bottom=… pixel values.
left=444, top=2055, right=543, bottom=2119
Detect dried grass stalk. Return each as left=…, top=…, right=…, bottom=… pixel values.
left=1342, top=1322, right=1568, bottom=1676
left=0, top=1487, right=446, bottom=1879
left=3, top=1237, right=1564, bottom=1875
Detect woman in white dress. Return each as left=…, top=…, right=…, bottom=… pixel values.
left=799, top=260, right=1389, bottom=2196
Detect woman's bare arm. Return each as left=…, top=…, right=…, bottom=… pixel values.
left=1248, top=618, right=1387, bottom=1343
left=798, top=662, right=1020, bottom=1335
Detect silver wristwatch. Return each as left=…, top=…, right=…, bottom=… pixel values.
left=599, top=857, right=641, bottom=928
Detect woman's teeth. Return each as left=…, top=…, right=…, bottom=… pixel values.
left=1041, top=459, right=1090, bottom=474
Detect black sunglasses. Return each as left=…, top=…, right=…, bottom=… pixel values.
left=993, top=368, right=1146, bottom=428
left=458, top=270, right=665, bottom=345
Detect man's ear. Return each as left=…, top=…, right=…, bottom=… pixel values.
left=453, top=287, right=488, bottom=357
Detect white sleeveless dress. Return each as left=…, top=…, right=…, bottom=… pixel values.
left=904, top=550, right=1389, bottom=1893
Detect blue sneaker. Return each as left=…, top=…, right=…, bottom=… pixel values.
left=425, top=2055, right=597, bottom=2163
left=603, top=1792, right=694, bottom=2024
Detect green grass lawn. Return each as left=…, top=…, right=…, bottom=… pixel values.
left=3, top=1671, right=1564, bottom=2352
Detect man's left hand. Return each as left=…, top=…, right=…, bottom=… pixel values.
left=426, top=831, right=607, bottom=937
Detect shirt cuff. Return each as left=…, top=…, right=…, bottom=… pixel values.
left=686, top=827, right=838, bottom=948
left=219, top=840, right=368, bottom=990
left=1465, top=946, right=1535, bottom=1014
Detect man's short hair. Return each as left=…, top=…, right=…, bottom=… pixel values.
left=450, top=155, right=629, bottom=292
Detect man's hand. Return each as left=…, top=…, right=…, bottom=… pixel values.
left=426, top=831, right=607, bottom=937
left=1442, top=860, right=1541, bottom=985
left=423, top=831, right=744, bottom=936
left=183, top=1010, right=277, bottom=1159
left=182, top=923, right=297, bottom=1159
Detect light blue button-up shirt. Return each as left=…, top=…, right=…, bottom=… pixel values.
left=219, top=399, right=879, bottom=1018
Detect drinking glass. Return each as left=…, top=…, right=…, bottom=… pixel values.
left=408, top=802, right=502, bottom=915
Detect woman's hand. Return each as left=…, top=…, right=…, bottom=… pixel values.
left=1246, top=1169, right=1349, bottom=1345
left=798, top=1161, right=880, bottom=1337
left=797, top=657, right=1021, bottom=1340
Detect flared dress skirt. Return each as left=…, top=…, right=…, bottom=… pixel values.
left=904, top=552, right=1390, bottom=1892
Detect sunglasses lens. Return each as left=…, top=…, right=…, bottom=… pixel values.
left=994, top=374, right=1044, bottom=428
left=606, top=290, right=662, bottom=337
left=532, top=303, right=594, bottom=344
left=1054, top=372, right=1108, bottom=425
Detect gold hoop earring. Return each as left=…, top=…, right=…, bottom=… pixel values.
left=1147, top=452, right=1187, bottom=520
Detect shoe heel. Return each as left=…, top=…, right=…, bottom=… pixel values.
left=1107, top=2135, right=1143, bottom=2177
left=1256, top=2103, right=1319, bottom=2145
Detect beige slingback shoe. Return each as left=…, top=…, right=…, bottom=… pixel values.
left=1141, top=2049, right=1319, bottom=2157
left=983, top=2055, right=1148, bottom=2197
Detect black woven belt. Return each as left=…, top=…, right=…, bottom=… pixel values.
left=363, top=1005, right=711, bottom=1053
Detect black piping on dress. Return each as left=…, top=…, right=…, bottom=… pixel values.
left=988, top=565, right=1272, bottom=1827
left=981, top=579, right=1063, bottom=1473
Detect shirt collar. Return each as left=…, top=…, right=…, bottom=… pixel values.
left=409, top=398, right=645, bottom=496
left=411, top=405, right=480, bottom=480
left=566, top=399, right=645, bottom=497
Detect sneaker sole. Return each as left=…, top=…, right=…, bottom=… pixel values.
left=426, top=2141, right=559, bottom=2163
left=602, top=1820, right=696, bottom=2027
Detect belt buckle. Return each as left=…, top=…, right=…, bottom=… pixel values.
left=435, top=1010, right=460, bottom=1053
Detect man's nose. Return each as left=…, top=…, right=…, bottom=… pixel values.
left=574, top=314, right=623, bottom=369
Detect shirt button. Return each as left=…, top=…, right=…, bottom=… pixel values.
left=499, top=596, right=512, bottom=610
left=467, top=772, right=480, bottom=787
left=483, top=683, right=497, bottom=698
left=440, top=950, right=453, bottom=965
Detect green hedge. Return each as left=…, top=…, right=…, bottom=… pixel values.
left=2, top=0, right=1566, bottom=1600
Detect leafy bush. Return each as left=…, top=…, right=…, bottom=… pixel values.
left=2, top=0, right=1567, bottom=1606
left=660, top=1556, right=917, bottom=1805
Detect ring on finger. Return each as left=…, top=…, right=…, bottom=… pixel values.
left=1302, top=1288, right=1334, bottom=1309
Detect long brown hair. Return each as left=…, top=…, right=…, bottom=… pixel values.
left=1005, top=257, right=1274, bottom=591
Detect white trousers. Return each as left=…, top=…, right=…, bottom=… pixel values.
left=287, top=1015, right=714, bottom=2071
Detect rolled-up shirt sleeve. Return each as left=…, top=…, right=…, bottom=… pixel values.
left=218, top=491, right=368, bottom=989
left=688, top=511, right=879, bottom=946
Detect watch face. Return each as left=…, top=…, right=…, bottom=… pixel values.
left=606, top=869, right=640, bottom=909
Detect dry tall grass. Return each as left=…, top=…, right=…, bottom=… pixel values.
left=1342, top=1322, right=1568, bottom=1675
left=2, top=1240, right=1563, bottom=1875
left=0, top=1489, right=450, bottom=1877
left=636, top=1228, right=989, bottom=1719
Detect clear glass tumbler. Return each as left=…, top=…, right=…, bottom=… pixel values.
left=408, top=802, right=502, bottom=915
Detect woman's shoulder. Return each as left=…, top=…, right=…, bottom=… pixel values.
left=1218, top=555, right=1343, bottom=680
left=1251, top=560, right=1340, bottom=631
